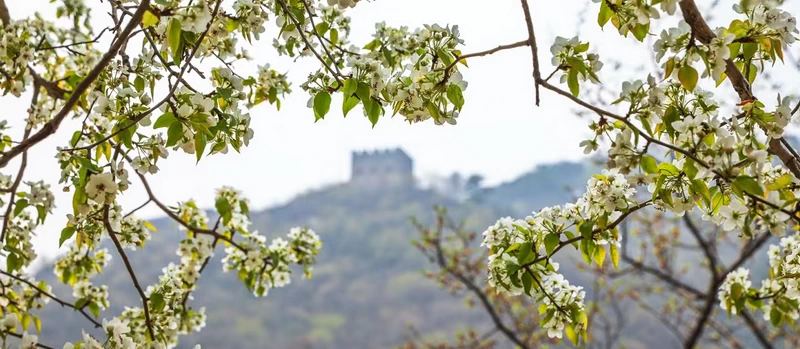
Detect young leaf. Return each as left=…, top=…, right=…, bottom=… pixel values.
left=154, top=112, right=177, bottom=129
left=733, top=176, right=764, bottom=197
left=544, top=234, right=560, bottom=256
left=167, top=18, right=183, bottom=61
left=194, top=132, right=207, bottom=162
left=567, top=69, right=580, bottom=96
left=610, top=244, right=620, bottom=269
left=678, top=65, right=698, bottom=91
left=142, top=10, right=160, bottom=28
left=446, top=84, right=464, bottom=110
left=598, top=0, right=614, bottom=27
left=640, top=155, right=658, bottom=174
left=342, top=96, right=360, bottom=117
left=59, top=226, right=76, bottom=247
left=313, top=91, right=332, bottom=121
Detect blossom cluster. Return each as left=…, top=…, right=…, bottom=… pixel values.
left=481, top=169, right=636, bottom=340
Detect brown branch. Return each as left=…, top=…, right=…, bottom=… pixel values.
left=683, top=215, right=717, bottom=279
left=0, top=270, right=101, bottom=328
left=427, top=216, right=529, bottom=349
left=719, top=233, right=772, bottom=284
left=37, top=27, right=111, bottom=51
left=679, top=0, right=800, bottom=179
left=0, top=0, right=9, bottom=25
left=0, top=80, right=38, bottom=243
left=121, top=152, right=245, bottom=251
left=620, top=255, right=707, bottom=300
left=62, top=0, right=221, bottom=153
left=103, top=205, right=156, bottom=340
left=741, top=310, right=774, bottom=349
left=277, top=0, right=343, bottom=87
left=3, top=331, right=54, bottom=349
left=519, top=0, right=542, bottom=106
left=443, top=40, right=530, bottom=72
left=301, top=0, right=344, bottom=78
left=0, top=0, right=151, bottom=169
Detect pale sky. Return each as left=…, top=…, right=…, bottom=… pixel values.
left=5, top=0, right=800, bottom=259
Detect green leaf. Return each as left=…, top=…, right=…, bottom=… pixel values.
left=771, top=308, right=783, bottom=327
left=330, top=28, right=339, bottom=46
left=594, top=246, right=606, bottom=267
left=580, top=220, right=594, bottom=239
left=134, top=76, right=145, bottom=93
left=342, top=96, right=359, bottom=117
left=315, top=22, right=329, bottom=36
left=364, top=100, right=382, bottom=127
left=113, top=119, right=137, bottom=149
left=142, top=10, right=160, bottom=28
left=743, top=42, right=758, bottom=61
left=733, top=176, right=764, bottom=197
left=517, top=242, right=533, bottom=265
left=313, top=91, right=332, bottom=121
left=194, top=132, right=207, bottom=162
left=154, top=112, right=177, bottom=129
left=167, top=18, right=183, bottom=63
left=657, top=162, right=680, bottom=176
left=356, top=81, right=371, bottom=102
left=88, top=302, right=100, bottom=318
left=215, top=198, right=231, bottom=224
left=598, top=0, right=614, bottom=27
left=436, top=49, right=454, bottom=67
left=150, top=292, right=166, bottom=312
left=631, top=23, right=649, bottom=42
left=521, top=271, right=533, bottom=296
left=565, top=324, right=579, bottom=345
left=59, top=226, right=76, bottom=247
left=678, top=65, right=698, bottom=91
left=13, top=198, right=28, bottom=216
left=610, top=244, right=620, bottom=269
left=6, top=252, right=21, bottom=272
left=567, top=69, right=580, bottom=96
left=767, top=173, right=794, bottom=191
left=683, top=159, right=698, bottom=179
left=166, top=122, right=183, bottom=147
left=641, top=155, right=658, bottom=174
left=544, top=234, right=560, bottom=256
left=446, top=84, right=464, bottom=110
left=731, top=282, right=744, bottom=300
left=342, top=78, right=358, bottom=97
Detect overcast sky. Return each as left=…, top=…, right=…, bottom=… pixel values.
left=5, top=0, right=800, bottom=259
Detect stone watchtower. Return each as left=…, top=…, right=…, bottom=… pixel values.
left=350, top=148, right=414, bottom=188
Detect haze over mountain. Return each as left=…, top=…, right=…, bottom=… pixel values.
left=29, top=150, right=770, bottom=348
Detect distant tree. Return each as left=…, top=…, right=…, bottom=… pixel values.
left=0, top=0, right=799, bottom=348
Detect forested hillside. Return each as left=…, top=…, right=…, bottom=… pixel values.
left=30, top=160, right=757, bottom=348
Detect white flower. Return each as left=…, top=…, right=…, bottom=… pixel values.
left=719, top=199, right=748, bottom=231
left=660, top=0, right=680, bottom=15
left=19, top=332, right=37, bottom=349
left=85, top=173, right=119, bottom=204
left=103, top=317, right=131, bottom=338
left=579, top=139, right=598, bottom=154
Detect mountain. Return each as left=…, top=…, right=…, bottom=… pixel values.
left=30, top=158, right=765, bottom=349
left=32, top=161, right=589, bottom=349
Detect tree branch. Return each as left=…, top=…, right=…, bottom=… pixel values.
left=0, top=270, right=101, bottom=328
left=0, top=0, right=9, bottom=26
left=741, top=310, right=774, bottom=349
left=519, top=0, right=542, bottom=105
left=103, top=205, right=156, bottom=340
left=0, top=0, right=151, bottom=168
left=679, top=0, right=800, bottom=179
